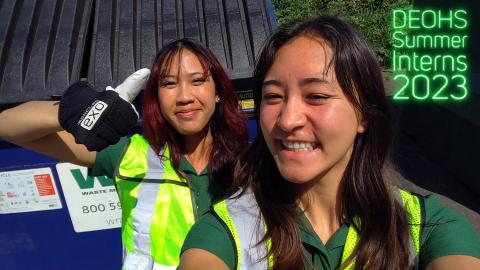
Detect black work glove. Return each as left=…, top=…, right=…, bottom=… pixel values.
left=59, top=68, right=150, bottom=151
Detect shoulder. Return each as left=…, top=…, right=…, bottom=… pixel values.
left=89, top=136, right=131, bottom=178
left=418, top=193, right=480, bottom=268
left=181, top=212, right=236, bottom=270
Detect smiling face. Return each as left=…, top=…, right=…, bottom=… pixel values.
left=260, top=36, right=365, bottom=184
left=157, top=49, right=218, bottom=136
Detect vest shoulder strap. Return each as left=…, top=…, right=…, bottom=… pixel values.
left=116, top=135, right=184, bottom=182
left=213, top=201, right=241, bottom=270
left=399, top=189, right=422, bottom=254
left=117, top=134, right=149, bottom=179
left=341, top=189, right=423, bottom=270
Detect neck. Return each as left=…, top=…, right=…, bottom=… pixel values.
left=298, top=176, right=342, bottom=244
left=296, top=148, right=352, bottom=244
left=182, top=127, right=213, bottom=174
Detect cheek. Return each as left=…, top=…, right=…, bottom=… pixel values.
left=198, top=85, right=217, bottom=108
left=311, top=106, right=360, bottom=142
left=157, top=95, right=165, bottom=111
left=203, top=80, right=217, bottom=96
left=197, top=85, right=214, bottom=97
left=259, top=105, right=278, bottom=143
left=305, top=106, right=332, bottom=134
left=157, top=92, right=173, bottom=116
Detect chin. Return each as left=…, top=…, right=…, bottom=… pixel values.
left=175, top=125, right=205, bottom=136
left=178, top=129, right=199, bottom=136
left=277, top=168, right=315, bottom=184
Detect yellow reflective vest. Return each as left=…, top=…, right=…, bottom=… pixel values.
left=213, top=188, right=422, bottom=270
left=115, top=134, right=196, bottom=270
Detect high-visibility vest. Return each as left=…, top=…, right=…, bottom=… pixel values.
left=115, top=134, right=196, bottom=270
left=213, top=188, right=422, bottom=270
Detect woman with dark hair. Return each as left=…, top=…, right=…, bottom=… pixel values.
left=0, top=38, right=248, bottom=269
left=179, top=17, right=480, bottom=270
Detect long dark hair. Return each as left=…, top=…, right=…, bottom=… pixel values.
left=142, top=39, right=248, bottom=183
left=234, top=17, right=411, bottom=269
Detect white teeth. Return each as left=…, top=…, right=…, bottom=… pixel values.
left=282, top=140, right=315, bottom=151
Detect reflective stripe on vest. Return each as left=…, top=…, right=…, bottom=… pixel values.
left=115, top=134, right=195, bottom=270
left=213, top=188, right=421, bottom=270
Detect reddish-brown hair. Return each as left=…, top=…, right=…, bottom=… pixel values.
left=142, top=39, right=248, bottom=184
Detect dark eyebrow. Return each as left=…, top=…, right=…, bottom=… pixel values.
left=263, top=77, right=329, bottom=88
left=189, top=72, right=206, bottom=77
left=299, top=77, right=329, bottom=87
left=162, top=72, right=206, bottom=79
left=262, top=79, right=283, bottom=88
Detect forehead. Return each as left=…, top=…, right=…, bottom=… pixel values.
left=162, top=49, right=207, bottom=76
left=267, top=36, right=334, bottom=78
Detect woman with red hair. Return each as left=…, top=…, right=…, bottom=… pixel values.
left=0, top=38, right=248, bottom=269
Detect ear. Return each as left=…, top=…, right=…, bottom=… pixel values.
left=215, top=94, right=220, bottom=103
left=357, top=120, right=367, bottom=133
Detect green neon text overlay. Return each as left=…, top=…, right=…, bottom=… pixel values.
left=392, top=9, right=467, bottom=29
left=391, top=9, right=469, bottom=102
left=392, top=32, right=468, bottom=49
left=392, top=74, right=467, bottom=100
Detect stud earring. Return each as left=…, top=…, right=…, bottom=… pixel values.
left=215, top=96, right=220, bottom=103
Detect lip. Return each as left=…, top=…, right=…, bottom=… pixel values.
left=175, top=109, right=200, bottom=118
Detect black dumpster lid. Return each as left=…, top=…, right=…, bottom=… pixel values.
left=0, top=0, right=275, bottom=105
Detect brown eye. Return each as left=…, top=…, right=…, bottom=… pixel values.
left=307, top=94, right=329, bottom=104
left=160, top=81, right=177, bottom=88
left=192, top=78, right=206, bottom=85
left=262, top=93, right=283, bottom=104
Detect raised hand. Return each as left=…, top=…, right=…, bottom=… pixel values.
left=59, top=68, right=150, bottom=151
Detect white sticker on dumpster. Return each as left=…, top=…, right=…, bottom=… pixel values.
left=56, top=163, right=121, bottom=233
left=0, top=168, right=62, bottom=214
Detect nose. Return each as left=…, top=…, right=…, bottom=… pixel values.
left=176, top=81, right=194, bottom=104
left=277, top=96, right=306, bottom=132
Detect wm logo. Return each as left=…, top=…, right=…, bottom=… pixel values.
left=70, top=169, right=114, bottom=189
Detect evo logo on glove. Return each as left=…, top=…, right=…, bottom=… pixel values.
left=79, top=100, right=108, bottom=130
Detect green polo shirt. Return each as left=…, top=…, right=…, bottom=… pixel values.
left=89, top=135, right=214, bottom=216
left=181, top=194, right=480, bottom=270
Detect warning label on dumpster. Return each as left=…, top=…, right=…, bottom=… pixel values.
left=34, top=174, right=56, bottom=196
left=56, top=163, right=121, bottom=233
left=0, top=168, right=62, bottom=214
